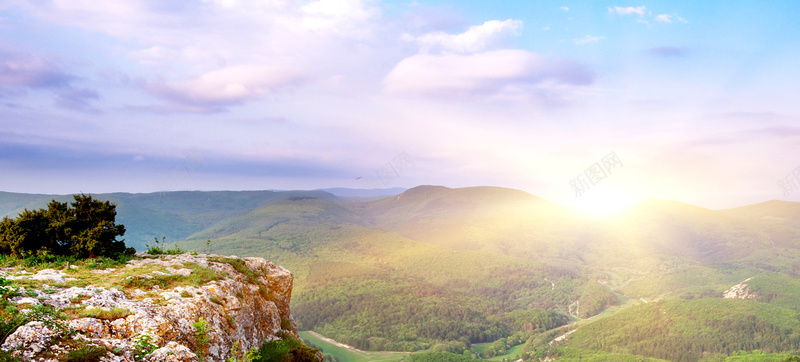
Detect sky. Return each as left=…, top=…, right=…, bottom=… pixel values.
left=1, top=0, right=799, bottom=212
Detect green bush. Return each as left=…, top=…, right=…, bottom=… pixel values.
left=194, top=318, right=210, bottom=361
left=132, top=332, right=158, bottom=362
left=254, top=331, right=322, bottom=362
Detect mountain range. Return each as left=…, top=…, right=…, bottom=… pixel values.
left=3, top=186, right=800, bottom=361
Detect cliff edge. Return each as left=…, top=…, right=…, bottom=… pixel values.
left=0, top=253, right=299, bottom=362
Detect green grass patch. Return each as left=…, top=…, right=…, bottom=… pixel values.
left=113, top=263, right=225, bottom=293
left=78, top=307, right=132, bottom=320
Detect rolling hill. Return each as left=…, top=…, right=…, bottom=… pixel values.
left=3, top=185, right=800, bottom=360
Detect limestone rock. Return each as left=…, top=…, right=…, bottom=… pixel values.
left=1, top=254, right=297, bottom=362
left=144, top=342, right=198, bottom=362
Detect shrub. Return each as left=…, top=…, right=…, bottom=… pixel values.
left=132, top=332, right=158, bottom=362
left=0, top=348, right=19, bottom=362
left=145, top=237, right=184, bottom=255
left=194, top=318, right=210, bottom=361
left=254, top=331, right=321, bottom=362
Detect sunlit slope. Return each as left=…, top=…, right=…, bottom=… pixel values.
left=614, top=200, right=775, bottom=262
left=180, top=196, right=544, bottom=287
left=720, top=200, right=800, bottom=248
left=350, top=187, right=780, bottom=273
left=351, top=185, right=589, bottom=263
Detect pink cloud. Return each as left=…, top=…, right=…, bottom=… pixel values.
left=143, top=65, right=306, bottom=112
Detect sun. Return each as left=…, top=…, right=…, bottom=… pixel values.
left=567, top=186, right=639, bottom=216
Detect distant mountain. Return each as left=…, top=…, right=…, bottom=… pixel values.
left=316, top=187, right=406, bottom=198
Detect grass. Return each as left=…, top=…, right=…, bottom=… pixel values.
left=144, top=237, right=186, bottom=256
left=62, top=344, right=108, bottom=362
left=113, top=264, right=226, bottom=294
left=78, top=307, right=132, bottom=320
left=210, top=257, right=272, bottom=301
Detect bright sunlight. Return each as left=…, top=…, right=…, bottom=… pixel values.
left=566, top=186, right=640, bottom=216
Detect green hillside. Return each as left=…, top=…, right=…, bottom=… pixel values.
left=561, top=298, right=800, bottom=361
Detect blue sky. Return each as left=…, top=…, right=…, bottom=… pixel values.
left=1, top=0, right=799, bottom=211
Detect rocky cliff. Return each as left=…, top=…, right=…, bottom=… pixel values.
left=0, top=253, right=298, bottom=362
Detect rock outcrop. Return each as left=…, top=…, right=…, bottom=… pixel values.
left=723, top=277, right=756, bottom=300
left=1, top=253, right=297, bottom=362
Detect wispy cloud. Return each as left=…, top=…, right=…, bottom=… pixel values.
left=608, top=6, right=647, bottom=16
left=574, top=35, right=606, bottom=45
left=655, top=14, right=687, bottom=23
left=0, top=52, right=72, bottom=88
left=416, top=19, right=522, bottom=54
left=560, top=6, right=569, bottom=11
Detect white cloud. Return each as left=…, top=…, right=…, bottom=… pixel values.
left=656, top=13, right=688, bottom=23
left=383, top=50, right=594, bottom=98
left=608, top=6, right=647, bottom=16
left=416, top=19, right=523, bottom=54
left=560, top=6, right=569, bottom=11
left=573, top=35, right=606, bottom=45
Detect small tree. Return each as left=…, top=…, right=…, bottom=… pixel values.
left=0, top=194, right=131, bottom=259
left=66, top=194, right=127, bottom=258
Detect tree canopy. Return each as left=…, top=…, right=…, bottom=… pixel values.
left=0, top=194, right=132, bottom=259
